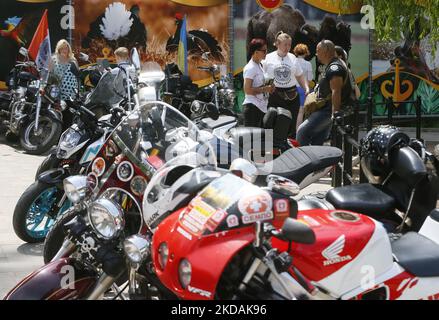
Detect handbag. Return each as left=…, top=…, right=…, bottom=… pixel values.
left=303, top=90, right=330, bottom=118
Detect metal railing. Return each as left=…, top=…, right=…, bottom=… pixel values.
left=331, top=97, right=425, bottom=187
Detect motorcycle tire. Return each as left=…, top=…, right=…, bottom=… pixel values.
left=34, top=152, right=61, bottom=180
left=5, top=130, right=19, bottom=143
left=19, top=116, right=62, bottom=155
left=13, top=181, right=64, bottom=243
left=43, top=208, right=77, bottom=264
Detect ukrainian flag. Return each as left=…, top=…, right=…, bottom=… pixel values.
left=177, top=15, right=188, bottom=76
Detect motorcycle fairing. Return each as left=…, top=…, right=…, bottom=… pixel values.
left=152, top=209, right=255, bottom=300
left=4, top=258, right=97, bottom=300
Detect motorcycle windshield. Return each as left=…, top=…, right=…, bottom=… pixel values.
left=85, top=70, right=125, bottom=106
left=176, top=173, right=275, bottom=237
left=87, top=101, right=216, bottom=183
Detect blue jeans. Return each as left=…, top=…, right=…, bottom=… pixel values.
left=297, top=107, right=332, bottom=146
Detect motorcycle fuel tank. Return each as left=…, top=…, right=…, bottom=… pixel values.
left=273, top=209, right=394, bottom=297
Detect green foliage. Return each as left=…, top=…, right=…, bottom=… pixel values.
left=414, top=81, right=439, bottom=114
left=338, top=0, right=439, bottom=54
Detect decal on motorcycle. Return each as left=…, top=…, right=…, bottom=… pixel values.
left=80, top=142, right=104, bottom=164
left=130, top=175, right=147, bottom=196
left=274, top=199, right=290, bottom=219
left=187, top=285, right=212, bottom=298
left=181, top=197, right=217, bottom=235
left=321, top=234, right=352, bottom=266
left=117, top=161, right=134, bottom=182
left=104, top=139, right=118, bottom=159
left=91, top=157, right=106, bottom=177
left=238, top=192, right=273, bottom=224
left=205, top=209, right=227, bottom=232
left=87, top=173, right=99, bottom=191
left=226, top=215, right=239, bottom=228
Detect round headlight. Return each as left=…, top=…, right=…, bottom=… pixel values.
left=50, top=86, right=60, bottom=99
left=158, top=242, right=169, bottom=270
left=123, top=235, right=150, bottom=265
left=63, top=175, right=90, bottom=204
left=88, top=198, right=125, bottom=240
left=178, top=259, right=192, bottom=289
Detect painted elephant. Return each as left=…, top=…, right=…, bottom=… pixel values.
left=246, top=4, right=319, bottom=61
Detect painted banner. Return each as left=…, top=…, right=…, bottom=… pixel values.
left=72, top=0, right=228, bottom=83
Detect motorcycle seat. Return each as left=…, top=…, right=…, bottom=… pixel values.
left=199, top=116, right=236, bottom=131
left=325, top=184, right=396, bottom=219
left=391, top=232, right=439, bottom=277
left=255, top=146, right=342, bottom=185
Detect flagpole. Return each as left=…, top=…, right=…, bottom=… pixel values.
left=68, top=0, right=73, bottom=46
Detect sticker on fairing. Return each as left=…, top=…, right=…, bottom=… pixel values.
left=91, top=157, right=106, bottom=177
left=274, top=199, right=290, bottom=219
left=238, top=192, right=273, bottom=224
left=226, top=215, right=239, bottom=228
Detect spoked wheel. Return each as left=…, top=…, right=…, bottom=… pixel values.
left=13, top=181, right=71, bottom=243
left=20, top=116, right=62, bottom=155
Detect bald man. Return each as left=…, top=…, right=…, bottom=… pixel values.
left=297, top=40, right=347, bottom=146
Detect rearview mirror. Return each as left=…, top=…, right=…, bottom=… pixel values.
left=280, top=218, right=315, bottom=244
left=131, top=48, right=141, bottom=71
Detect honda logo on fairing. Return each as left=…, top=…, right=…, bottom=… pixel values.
left=322, top=235, right=352, bottom=266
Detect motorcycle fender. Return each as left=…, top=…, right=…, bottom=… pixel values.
left=37, top=168, right=69, bottom=188
left=4, top=258, right=97, bottom=300
left=38, top=109, right=63, bottom=124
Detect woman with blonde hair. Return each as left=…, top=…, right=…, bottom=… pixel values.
left=48, top=39, right=79, bottom=100
left=263, top=31, right=310, bottom=148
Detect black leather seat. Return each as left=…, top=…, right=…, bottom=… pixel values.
left=392, top=232, right=439, bottom=277
left=325, top=184, right=396, bottom=218
left=256, top=146, right=342, bottom=185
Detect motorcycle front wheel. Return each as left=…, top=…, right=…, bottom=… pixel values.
left=20, top=116, right=62, bottom=155
left=13, top=181, right=71, bottom=243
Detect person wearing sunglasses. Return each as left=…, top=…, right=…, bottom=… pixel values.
left=242, top=38, right=275, bottom=127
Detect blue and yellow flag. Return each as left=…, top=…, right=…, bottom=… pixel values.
left=177, top=15, right=188, bottom=75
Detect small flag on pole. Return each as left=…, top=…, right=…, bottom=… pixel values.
left=28, top=9, right=51, bottom=69
left=177, top=15, right=188, bottom=76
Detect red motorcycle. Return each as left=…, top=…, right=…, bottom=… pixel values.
left=129, top=159, right=439, bottom=300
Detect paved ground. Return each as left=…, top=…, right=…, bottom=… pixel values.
left=0, top=138, right=46, bottom=297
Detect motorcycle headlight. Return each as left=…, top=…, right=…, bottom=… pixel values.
left=157, top=242, right=169, bottom=270
left=59, top=128, right=82, bottom=150
left=63, top=175, right=90, bottom=204
left=178, top=259, right=192, bottom=289
left=88, top=198, right=125, bottom=240
left=124, top=235, right=150, bottom=265
left=16, top=87, right=27, bottom=98
left=49, top=86, right=60, bottom=99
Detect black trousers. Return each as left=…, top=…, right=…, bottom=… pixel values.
left=268, top=87, right=300, bottom=138
left=243, top=103, right=265, bottom=128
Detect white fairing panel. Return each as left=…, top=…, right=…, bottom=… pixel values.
left=419, top=216, right=439, bottom=245
left=317, top=220, right=394, bottom=297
